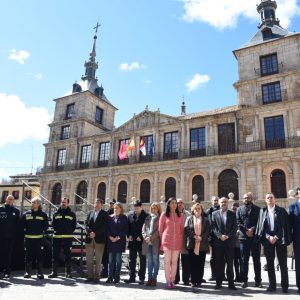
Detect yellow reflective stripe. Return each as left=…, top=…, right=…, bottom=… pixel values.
left=35, top=216, right=44, bottom=221
left=54, top=215, right=62, bottom=219
left=25, top=216, right=33, bottom=220
left=65, top=216, right=73, bottom=220
left=25, top=235, right=43, bottom=238
left=53, top=235, right=73, bottom=238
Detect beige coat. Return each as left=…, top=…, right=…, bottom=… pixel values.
left=142, top=214, right=160, bottom=256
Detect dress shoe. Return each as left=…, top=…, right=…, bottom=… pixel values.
left=201, top=278, right=206, bottom=283
left=191, top=282, right=198, bottom=287
left=228, top=284, right=237, bottom=290
left=3, top=273, right=10, bottom=279
left=114, top=276, right=120, bottom=284
left=37, top=273, right=44, bottom=280
left=138, top=280, right=144, bottom=285
left=183, top=281, right=190, bottom=286
left=106, top=276, right=113, bottom=283
left=241, top=282, right=248, bottom=288
left=297, top=288, right=300, bottom=294
left=93, top=278, right=100, bottom=283
left=85, top=278, right=93, bottom=283
left=151, top=279, right=157, bottom=286
left=255, top=282, right=263, bottom=288
left=266, top=286, right=276, bottom=292
left=146, top=279, right=153, bottom=286
left=282, top=288, right=288, bottom=293
left=208, top=276, right=216, bottom=281
left=124, top=277, right=136, bottom=283
left=214, top=284, right=222, bottom=289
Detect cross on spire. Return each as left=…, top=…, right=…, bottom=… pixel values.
left=94, top=22, right=101, bottom=34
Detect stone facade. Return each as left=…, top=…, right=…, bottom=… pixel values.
left=39, top=1, right=300, bottom=212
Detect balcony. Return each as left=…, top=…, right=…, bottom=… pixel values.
left=40, top=135, right=300, bottom=173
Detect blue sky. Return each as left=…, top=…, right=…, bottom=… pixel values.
left=0, top=0, right=299, bottom=180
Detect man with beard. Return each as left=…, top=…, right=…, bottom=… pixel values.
left=236, top=192, right=262, bottom=288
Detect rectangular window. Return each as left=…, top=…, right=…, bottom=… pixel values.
left=164, top=131, right=178, bottom=160
left=80, top=145, right=91, bottom=168
left=118, top=139, right=130, bottom=165
left=190, top=127, right=206, bottom=157
left=12, top=191, right=19, bottom=200
left=98, top=142, right=110, bottom=166
left=1, top=191, right=9, bottom=203
left=24, top=190, right=32, bottom=200
left=56, top=149, right=66, bottom=169
left=260, top=53, right=278, bottom=76
left=139, top=135, right=154, bottom=162
left=61, top=125, right=70, bottom=140
left=65, top=103, right=75, bottom=119
left=264, top=115, right=285, bottom=149
left=218, top=123, right=235, bottom=154
left=95, top=106, right=104, bottom=124
left=262, top=82, right=282, bottom=104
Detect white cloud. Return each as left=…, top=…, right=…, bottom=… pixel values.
left=0, top=93, right=52, bottom=147
left=181, top=0, right=300, bottom=30
left=142, top=79, right=151, bottom=84
left=186, top=73, right=210, bottom=92
left=8, top=49, right=31, bottom=64
left=34, top=73, right=43, bottom=80
left=119, top=62, right=146, bottom=71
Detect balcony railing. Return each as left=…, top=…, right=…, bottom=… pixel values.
left=41, top=135, right=300, bottom=173
left=254, top=62, right=300, bottom=78
left=256, top=89, right=288, bottom=105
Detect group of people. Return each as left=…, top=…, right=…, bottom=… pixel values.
left=0, top=191, right=299, bottom=294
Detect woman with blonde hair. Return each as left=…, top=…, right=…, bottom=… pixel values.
left=185, top=202, right=210, bottom=287
left=106, top=202, right=128, bottom=284
left=142, top=202, right=161, bottom=286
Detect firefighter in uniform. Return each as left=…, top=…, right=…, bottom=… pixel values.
left=22, top=197, right=48, bottom=279
left=48, top=197, right=76, bottom=278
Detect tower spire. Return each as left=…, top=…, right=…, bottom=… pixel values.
left=257, top=0, right=280, bottom=29
left=82, top=23, right=100, bottom=81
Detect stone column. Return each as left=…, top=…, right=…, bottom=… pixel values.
left=240, top=163, right=246, bottom=197
left=179, top=169, right=186, bottom=200
left=292, top=160, right=299, bottom=188
left=153, top=171, right=158, bottom=202
left=256, top=163, right=263, bottom=200
left=208, top=166, right=214, bottom=200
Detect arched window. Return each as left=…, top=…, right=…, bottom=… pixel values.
left=271, top=169, right=287, bottom=198
left=140, top=179, right=151, bottom=203
left=97, top=182, right=106, bottom=200
left=218, top=169, right=239, bottom=200
left=51, top=183, right=62, bottom=205
left=76, top=181, right=88, bottom=204
left=192, top=175, right=204, bottom=201
left=165, top=177, right=176, bottom=201
left=117, top=181, right=127, bottom=203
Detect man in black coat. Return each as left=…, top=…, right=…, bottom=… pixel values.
left=211, top=197, right=237, bottom=290
left=289, top=189, right=300, bottom=294
left=124, top=199, right=148, bottom=285
left=0, top=195, right=20, bottom=279
left=236, top=192, right=262, bottom=288
left=85, top=198, right=108, bottom=282
left=256, top=193, right=291, bottom=293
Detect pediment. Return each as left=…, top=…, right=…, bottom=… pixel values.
left=116, top=109, right=178, bottom=131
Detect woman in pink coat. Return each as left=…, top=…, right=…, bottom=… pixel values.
left=159, top=197, right=184, bottom=288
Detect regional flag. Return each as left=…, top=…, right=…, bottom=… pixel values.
left=127, top=136, right=136, bottom=151
left=139, top=137, right=146, bottom=156
left=118, top=140, right=128, bottom=160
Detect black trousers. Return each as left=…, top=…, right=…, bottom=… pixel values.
left=234, top=246, right=241, bottom=280
left=214, top=244, right=235, bottom=286
left=264, top=242, right=288, bottom=290
left=52, top=238, right=72, bottom=264
left=128, top=248, right=146, bottom=280
left=188, top=250, right=206, bottom=285
left=209, top=244, right=217, bottom=278
left=175, top=253, right=190, bottom=283
left=25, top=238, right=43, bottom=263
left=0, top=237, right=15, bottom=273
left=239, top=239, right=261, bottom=283
left=294, top=243, right=300, bottom=290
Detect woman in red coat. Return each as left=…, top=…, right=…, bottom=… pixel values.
left=159, top=197, right=184, bottom=288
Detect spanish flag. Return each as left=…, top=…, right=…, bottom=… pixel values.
left=127, top=136, right=136, bottom=151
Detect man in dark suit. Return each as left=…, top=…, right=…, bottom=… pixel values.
left=125, top=199, right=148, bottom=285
left=236, top=192, right=262, bottom=288
left=211, top=197, right=237, bottom=290
left=85, top=198, right=108, bottom=282
left=256, top=193, right=291, bottom=293
left=289, top=189, right=300, bottom=294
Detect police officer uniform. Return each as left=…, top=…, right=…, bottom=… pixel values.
left=22, top=208, right=48, bottom=279
left=0, top=203, right=20, bottom=278
left=48, top=206, right=76, bottom=278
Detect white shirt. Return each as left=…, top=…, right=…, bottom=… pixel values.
left=93, top=210, right=99, bottom=221
left=221, top=210, right=227, bottom=225
left=267, top=206, right=275, bottom=231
